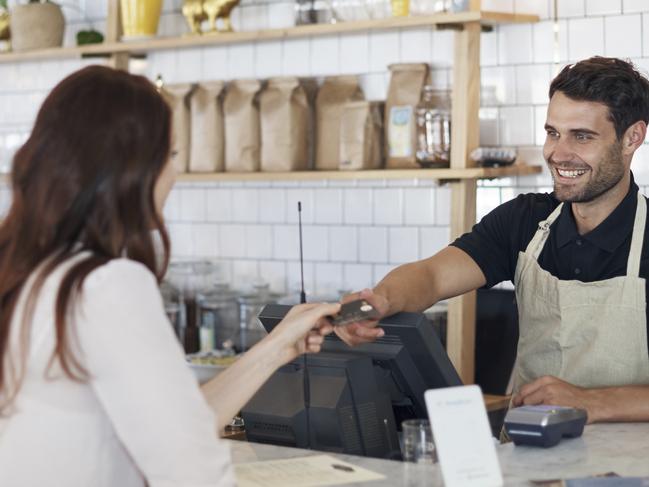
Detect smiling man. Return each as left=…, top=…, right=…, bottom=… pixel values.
left=337, top=57, right=649, bottom=424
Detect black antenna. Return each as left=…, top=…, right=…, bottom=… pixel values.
left=298, top=201, right=310, bottom=449
left=298, top=202, right=306, bottom=304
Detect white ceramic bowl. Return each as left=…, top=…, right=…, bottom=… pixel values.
left=186, top=352, right=238, bottom=384
left=187, top=362, right=227, bottom=385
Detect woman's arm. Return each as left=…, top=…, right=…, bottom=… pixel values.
left=201, top=302, right=340, bottom=431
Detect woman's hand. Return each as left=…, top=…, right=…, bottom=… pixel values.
left=266, top=302, right=340, bottom=365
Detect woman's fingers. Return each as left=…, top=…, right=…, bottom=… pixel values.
left=314, top=319, right=334, bottom=336
left=284, top=302, right=321, bottom=318
left=306, top=344, right=322, bottom=354
left=306, top=332, right=324, bottom=345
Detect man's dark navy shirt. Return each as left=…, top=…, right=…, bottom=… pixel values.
left=451, top=174, right=649, bottom=351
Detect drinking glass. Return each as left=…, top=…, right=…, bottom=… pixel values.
left=401, top=419, right=437, bottom=463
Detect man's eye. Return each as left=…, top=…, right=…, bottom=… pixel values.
left=546, top=131, right=559, bottom=139
left=575, top=133, right=591, bottom=141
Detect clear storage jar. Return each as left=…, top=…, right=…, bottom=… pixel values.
left=166, top=260, right=219, bottom=354
left=415, top=86, right=451, bottom=168
left=198, top=283, right=241, bottom=353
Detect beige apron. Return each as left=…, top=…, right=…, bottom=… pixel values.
left=513, top=192, right=649, bottom=393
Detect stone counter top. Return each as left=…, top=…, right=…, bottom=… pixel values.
left=227, top=423, right=649, bottom=486
left=500, top=423, right=649, bottom=484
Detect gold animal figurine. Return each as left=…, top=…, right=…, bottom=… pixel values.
left=0, top=8, right=10, bottom=42
left=204, top=0, right=242, bottom=33
left=182, top=0, right=207, bottom=35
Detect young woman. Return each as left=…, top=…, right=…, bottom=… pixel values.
left=0, top=65, right=339, bottom=487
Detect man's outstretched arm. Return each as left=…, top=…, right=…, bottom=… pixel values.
left=336, top=246, right=487, bottom=346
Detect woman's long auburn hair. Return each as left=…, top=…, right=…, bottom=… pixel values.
left=0, top=65, right=172, bottom=410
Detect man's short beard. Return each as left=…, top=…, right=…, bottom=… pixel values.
left=551, top=141, right=625, bottom=203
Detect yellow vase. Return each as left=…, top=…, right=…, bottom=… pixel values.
left=390, top=0, right=410, bottom=16
left=120, top=0, right=163, bottom=39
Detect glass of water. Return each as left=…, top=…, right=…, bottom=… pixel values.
left=401, top=419, right=437, bottom=463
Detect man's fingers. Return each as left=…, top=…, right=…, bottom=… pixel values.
left=521, top=388, right=548, bottom=406
left=345, top=324, right=384, bottom=338
left=341, top=291, right=362, bottom=304
left=517, top=375, right=557, bottom=399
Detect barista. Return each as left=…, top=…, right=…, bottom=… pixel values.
left=337, top=56, right=649, bottom=423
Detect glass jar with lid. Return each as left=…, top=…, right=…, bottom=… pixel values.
left=160, top=280, right=183, bottom=341
left=415, top=86, right=452, bottom=168
left=197, top=282, right=240, bottom=353
left=237, top=282, right=283, bottom=352
left=166, top=260, right=219, bottom=354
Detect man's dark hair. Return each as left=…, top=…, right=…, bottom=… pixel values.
left=549, top=56, right=649, bottom=140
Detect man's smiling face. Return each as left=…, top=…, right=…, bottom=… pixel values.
left=543, top=91, right=625, bottom=203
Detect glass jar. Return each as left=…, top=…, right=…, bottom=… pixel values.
left=295, top=0, right=314, bottom=24
left=160, top=280, right=183, bottom=340
left=198, top=283, right=240, bottom=353
left=237, top=282, right=283, bottom=352
left=415, top=86, right=451, bottom=168
left=166, top=260, right=219, bottom=354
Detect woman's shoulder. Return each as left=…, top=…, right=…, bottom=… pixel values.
left=83, top=258, right=158, bottom=292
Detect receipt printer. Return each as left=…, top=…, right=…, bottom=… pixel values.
left=504, top=405, right=587, bottom=448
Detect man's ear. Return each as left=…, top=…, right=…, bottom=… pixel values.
left=622, top=120, right=647, bottom=155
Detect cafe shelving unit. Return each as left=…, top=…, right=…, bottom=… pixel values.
left=0, top=0, right=541, bottom=386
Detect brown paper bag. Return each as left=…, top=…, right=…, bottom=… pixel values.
left=339, top=101, right=384, bottom=171
left=224, top=79, right=262, bottom=172
left=315, top=76, right=364, bottom=170
left=385, top=63, right=429, bottom=169
left=260, top=77, right=316, bottom=172
left=161, top=83, right=194, bottom=174
left=189, top=81, right=225, bottom=173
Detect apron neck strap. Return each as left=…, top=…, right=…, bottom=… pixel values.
left=525, top=203, right=564, bottom=261
left=626, top=192, right=646, bottom=278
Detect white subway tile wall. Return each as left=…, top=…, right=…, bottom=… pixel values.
left=605, top=14, right=642, bottom=59
left=557, top=0, right=585, bottom=19
left=568, top=17, right=605, bottom=61
left=4, top=1, right=649, bottom=293
left=586, top=0, right=621, bottom=16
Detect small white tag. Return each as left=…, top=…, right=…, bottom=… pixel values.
left=388, top=105, right=413, bottom=157
left=425, top=385, right=503, bottom=487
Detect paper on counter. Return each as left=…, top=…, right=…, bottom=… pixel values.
left=234, top=454, right=385, bottom=487
left=425, top=385, right=503, bottom=487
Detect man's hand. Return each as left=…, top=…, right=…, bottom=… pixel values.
left=333, top=289, right=390, bottom=346
left=513, top=375, right=602, bottom=423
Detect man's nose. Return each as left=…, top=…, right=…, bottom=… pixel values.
left=548, top=136, right=574, bottom=163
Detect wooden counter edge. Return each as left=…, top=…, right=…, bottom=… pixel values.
left=483, top=394, right=511, bottom=412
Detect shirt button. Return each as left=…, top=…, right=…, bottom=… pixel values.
left=575, top=268, right=581, bottom=275
left=575, top=239, right=582, bottom=246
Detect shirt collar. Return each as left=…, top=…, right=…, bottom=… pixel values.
left=554, top=173, right=639, bottom=252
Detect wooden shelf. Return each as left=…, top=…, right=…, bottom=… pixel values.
left=175, top=164, right=541, bottom=182
left=0, top=10, right=538, bottom=64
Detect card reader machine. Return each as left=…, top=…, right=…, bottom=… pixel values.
left=504, top=405, right=587, bottom=448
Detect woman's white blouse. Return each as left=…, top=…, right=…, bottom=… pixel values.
left=0, top=257, right=235, bottom=487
